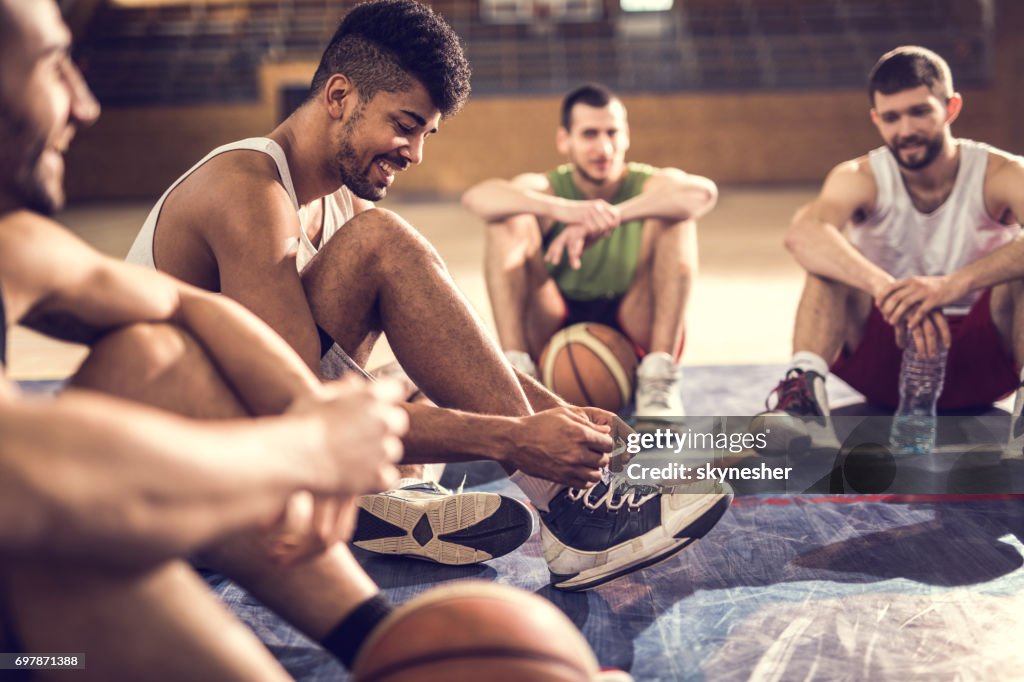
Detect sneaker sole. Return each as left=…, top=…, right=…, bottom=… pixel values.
left=353, top=492, right=534, bottom=565
left=549, top=493, right=732, bottom=591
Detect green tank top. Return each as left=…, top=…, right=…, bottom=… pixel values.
left=543, top=162, right=654, bottom=301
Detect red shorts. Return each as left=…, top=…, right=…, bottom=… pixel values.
left=831, top=289, right=1018, bottom=410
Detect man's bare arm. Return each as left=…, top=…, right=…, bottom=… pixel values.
left=0, top=380, right=403, bottom=566
left=462, top=173, right=618, bottom=232
left=3, top=212, right=324, bottom=416
left=936, top=155, right=1024, bottom=297
left=462, top=173, right=562, bottom=224
left=617, top=168, right=718, bottom=224
left=187, top=170, right=326, bottom=370
left=784, top=159, right=893, bottom=297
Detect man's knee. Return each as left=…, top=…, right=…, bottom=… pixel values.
left=988, top=281, right=1024, bottom=343
left=73, top=323, right=200, bottom=390
left=339, top=208, right=447, bottom=273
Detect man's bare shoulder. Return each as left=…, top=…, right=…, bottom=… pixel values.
left=0, top=210, right=79, bottom=267
left=803, top=155, right=878, bottom=225
left=821, top=155, right=876, bottom=199
left=0, top=211, right=97, bottom=317
left=827, top=155, right=875, bottom=183
left=165, top=150, right=299, bottom=239
left=984, top=146, right=1024, bottom=183
left=982, top=146, right=1024, bottom=224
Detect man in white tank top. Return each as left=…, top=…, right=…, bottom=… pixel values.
left=127, top=0, right=730, bottom=592
left=760, top=46, right=1024, bottom=454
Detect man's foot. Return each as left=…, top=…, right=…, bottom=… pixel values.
left=353, top=482, right=534, bottom=565
left=540, top=478, right=731, bottom=591
left=635, top=352, right=684, bottom=418
left=505, top=349, right=539, bottom=380
left=751, top=369, right=834, bottom=455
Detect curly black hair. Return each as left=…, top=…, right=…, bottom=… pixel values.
left=310, top=0, right=471, bottom=118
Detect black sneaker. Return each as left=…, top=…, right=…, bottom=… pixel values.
left=353, top=482, right=534, bottom=565
left=539, top=478, right=732, bottom=591
left=752, top=369, right=835, bottom=455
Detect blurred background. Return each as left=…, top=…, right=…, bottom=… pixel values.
left=14, top=0, right=1021, bottom=379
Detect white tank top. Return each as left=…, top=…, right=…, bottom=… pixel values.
left=126, top=137, right=355, bottom=273
left=851, top=139, right=1019, bottom=313
left=126, top=137, right=365, bottom=380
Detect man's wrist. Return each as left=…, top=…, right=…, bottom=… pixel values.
left=445, top=412, right=519, bottom=464
left=867, top=273, right=895, bottom=300
left=949, top=269, right=975, bottom=296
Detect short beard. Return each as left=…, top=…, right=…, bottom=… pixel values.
left=0, top=103, right=61, bottom=215
left=333, top=104, right=386, bottom=202
left=572, top=162, right=606, bottom=186
left=888, top=135, right=944, bottom=171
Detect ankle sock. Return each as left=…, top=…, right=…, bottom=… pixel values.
left=320, top=594, right=394, bottom=669
left=510, top=471, right=563, bottom=513
left=790, top=351, right=829, bottom=378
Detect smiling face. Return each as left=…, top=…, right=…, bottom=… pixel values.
left=0, top=0, right=99, bottom=215
left=557, top=100, right=630, bottom=187
left=871, top=85, right=959, bottom=172
left=329, top=78, right=441, bottom=201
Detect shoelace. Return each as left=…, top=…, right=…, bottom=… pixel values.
left=639, top=375, right=677, bottom=408
left=567, top=476, right=658, bottom=511
left=410, top=478, right=466, bottom=495
left=766, top=370, right=816, bottom=414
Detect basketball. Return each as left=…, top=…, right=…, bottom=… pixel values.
left=351, top=581, right=609, bottom=682
left=539, top=323, right=639, bottom=412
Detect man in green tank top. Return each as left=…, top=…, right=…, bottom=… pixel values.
left=463, top=83, right=719, bottom=417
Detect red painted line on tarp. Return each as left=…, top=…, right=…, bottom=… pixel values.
left=730, top=493, right=1024, bottom=507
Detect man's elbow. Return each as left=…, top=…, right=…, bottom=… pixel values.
left=461, top=182, right=493, bottom=219
left=784, top=208, right=814, bottom=255
left=694, top=179, right=719, bottom=217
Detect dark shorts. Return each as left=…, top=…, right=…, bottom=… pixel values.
left=318, top=324, right=336, bottom=359
left=560, top=296, right=661, bottom=359
left=831, top=289, right=1018, bottom=410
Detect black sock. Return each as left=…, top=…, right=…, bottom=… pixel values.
left=320, top=593, right=394, bottom=669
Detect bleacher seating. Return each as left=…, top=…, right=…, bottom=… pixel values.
left=76, top=0, right=991, bottom=105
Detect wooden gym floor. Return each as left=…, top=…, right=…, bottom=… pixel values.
left=8, top=185, right=811, bottom=380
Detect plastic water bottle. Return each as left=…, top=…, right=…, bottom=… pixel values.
left=889, top=333, right=948, bottom=456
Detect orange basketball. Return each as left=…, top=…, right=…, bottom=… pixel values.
left=539, top=323, right=638, bottom=412
left=351, top=581, right=606, bottom=682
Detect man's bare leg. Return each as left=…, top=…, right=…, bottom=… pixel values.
left=619, top=218, right=697, bottom=356
left=618, top=219, right=697, bottom=417
left=299, top=209, right=536, bottom=413
left=792, top=273, right=873, bottom=365
left=987, top=281, right=1024, bottom=458
left=70, top=323, right=381, bottom=647
left=989, top=279, right=1024, bottom=368
left=303, top=208, right=530, bottom=415
left=483, top=214, right=566, bottom=363
left=5, top=561, right=291, bottom=682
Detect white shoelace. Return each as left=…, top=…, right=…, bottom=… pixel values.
left=567, top=476, right=658, bottom=511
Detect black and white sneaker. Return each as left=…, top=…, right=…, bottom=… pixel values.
left=353, top=482, right=534, bottom=565
left=752, top=369, right=836, bottom=455
left=540, top=478, right=732, bottom=591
